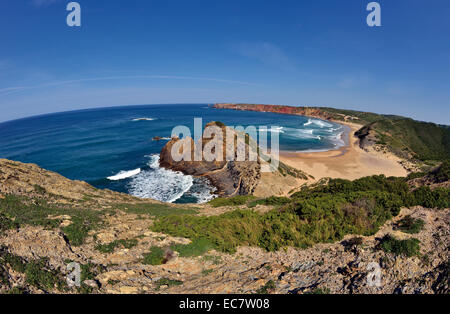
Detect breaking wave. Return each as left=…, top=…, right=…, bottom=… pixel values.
left=107, top=168, right=141, bottom=181
left=132, top=117, right=156, bottom=121
left=303, top=119, right=333, bottom=128
left=128, top=155, right=193, bottom=203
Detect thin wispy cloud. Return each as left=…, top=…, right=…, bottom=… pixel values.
left=0, top=75, right=259, bottom=96
left=232, top=42, right=296, bottom=72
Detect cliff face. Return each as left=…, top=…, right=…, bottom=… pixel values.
left=214, top=103, right=333, bottom=121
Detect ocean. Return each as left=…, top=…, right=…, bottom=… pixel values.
left=0, top=104, right=345, bottom=203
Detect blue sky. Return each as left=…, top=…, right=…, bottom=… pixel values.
left=0, top=0, right=449, bottom=124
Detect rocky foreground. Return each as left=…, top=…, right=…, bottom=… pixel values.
left=0, top=158, right=448, bottom=294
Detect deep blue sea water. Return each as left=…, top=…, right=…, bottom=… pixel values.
left=0, top=104, right=344, bottom=203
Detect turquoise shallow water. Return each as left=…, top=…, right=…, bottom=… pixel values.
left=0, top=104, right=344, bottom=203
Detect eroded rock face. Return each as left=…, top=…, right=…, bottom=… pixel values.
left=159, top=122, right=261, bottom=196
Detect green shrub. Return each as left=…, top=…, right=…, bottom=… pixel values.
left=208, top=195, right=255, bottom=208
left=154, top=278, right=183, bottom=291
left=171, top=238, right=215, bottom=257
left=249, top=196, right=291, bottom=208
left=24, top=258, right=66, bottom=291
left=255, top=280, right=276, bottom=294
left=95, top=239, right=138, bottom=253
left=153, top=191, right=399, bottom=253
left=409, top=187, right=450, bottom=209
left=396, top=216, right=425, bottom=234
left=142, top=246, right=166, bottom=265
left=379, top=235, right=421, bottom=257
left=432, top=160, right=450, bottom=182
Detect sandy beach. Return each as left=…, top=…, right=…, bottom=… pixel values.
left=278, top=121, right=408, bottom=182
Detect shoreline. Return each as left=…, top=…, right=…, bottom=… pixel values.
left=277, top=119, right=408, bottom=182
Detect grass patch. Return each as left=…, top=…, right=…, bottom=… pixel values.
left=95, top=239, right=138, bottom=253
left=0, top=195, right=106, bottom=246
left=208, top=195, right=256, bottom=208
left=202, top=269, right=214, bottom=276
left=248, top=196, right=291, bottom=208
left=142, top=246, right=166, bottom=265
left=255, top=280, right=276, bottom=294
left=171, top=238, right=215, bottom=257
left=396, top=216, right=425, bottom=234
left=379, top=235, right=421, bottom=257
left=305, top=287, right=331, bottom=294
left=0, top=213, right=19, bottom=234
left=0, top=249, right=67, bottom=292
left=154, top=278, right=183, bottom=291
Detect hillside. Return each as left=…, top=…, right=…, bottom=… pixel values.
left=0, top=159, right=448, bottom=294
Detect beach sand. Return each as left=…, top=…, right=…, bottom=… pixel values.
left=278, top=122, right=408, bottom=182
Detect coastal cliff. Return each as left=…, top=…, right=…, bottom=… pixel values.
left=214, top=103, right=334, bottom=121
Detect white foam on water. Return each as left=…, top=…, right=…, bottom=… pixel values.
left=128, top=155, right=193, bottom=203
left=107, top=168, right=141, bottom=181
left=132, top=117, right=156, bottom=121
left=284, top=128, right=321, bottom=140
left=328, top=131, right=345, bottom=147
left=303, top=119, right=333, bottom=128
left=183, top=177, right=218, bottom=203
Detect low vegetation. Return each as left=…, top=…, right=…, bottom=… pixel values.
left=0, top=195, right=106, bottom=246
left=154, top=278, right=183, bottom=291
left=142, top=246, right=166, bottom=265
left=208, top=195, right=255, bottom=208
left=0, top=248, right=67, bottom=293
left=153, top=175, right=449, bottom=254
left=322, top=107, right=450, bottom=162
left=95, top=239, right=138, bottom=253
left=171, top=238, right=215, bottom=257
left=396, top=216, right=425, bottom=234
left=115, top=203, right=197, bottom=217
left=255, top=280, right=276, bottom=294
left=378, top=235, right=421, bottom=257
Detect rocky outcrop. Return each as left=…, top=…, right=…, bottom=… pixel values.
left=159, top=122, right=262, bottom=196
left=354, top=122, right=377, bottom=150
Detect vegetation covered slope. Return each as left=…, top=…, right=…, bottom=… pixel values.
left=317, top=107, right=450, bottom=163
left=153, top=174, right=449, bottom=253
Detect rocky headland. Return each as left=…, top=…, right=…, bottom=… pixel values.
left=159, top=121, right=307, bottom=197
